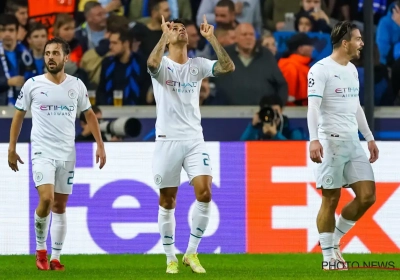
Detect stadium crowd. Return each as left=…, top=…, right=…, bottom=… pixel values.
left=0, top=0, right=399, bottom=109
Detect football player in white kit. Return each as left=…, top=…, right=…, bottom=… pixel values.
left=307, top=21, right=379, bottom=270
left=147, top=15, right=235, bottom=274
left=8, top=37, right=106, bottom=271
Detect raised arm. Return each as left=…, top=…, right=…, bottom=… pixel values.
left=147, top=15, right=171, bottom=74
left=200, top=15, right=235, bottom=76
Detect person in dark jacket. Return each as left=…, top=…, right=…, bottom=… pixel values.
left=240, top=95, right=304, bottom=140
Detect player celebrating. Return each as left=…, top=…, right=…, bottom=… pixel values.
left=307, top=21, right=379, bottom=270
left=147, top=15, right=234, bottom=274
left=8, top=37, right=106, bottom=271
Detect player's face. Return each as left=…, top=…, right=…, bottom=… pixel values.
left=169, top=23, right=188, bottom=45
left=28, top=29, right=48, bottom=52
left=44, top=43, right=68, bottom=74
left=347, top=29, right=364, bottom=60
left=2, top=24, right=18, bottom=48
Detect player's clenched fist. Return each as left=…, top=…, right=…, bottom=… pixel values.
left=161, top=15, right=173, bottom=34
left=309, top=140, right=323, bottom=163
left=200, top=15, right=214, bottom=39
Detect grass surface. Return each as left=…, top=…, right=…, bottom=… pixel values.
left=0, top=253, right=399, bottom=279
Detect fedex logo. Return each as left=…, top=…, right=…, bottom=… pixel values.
left=40, top=105, right=75, bottom=111
left=165, top=80, right=198, bottom=87
left=28, top=142, right=246, bottom=255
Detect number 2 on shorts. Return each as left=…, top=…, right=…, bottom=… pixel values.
left=67, top=171, right=74, bottom=185
left=202, top=153, right=210, bottom=166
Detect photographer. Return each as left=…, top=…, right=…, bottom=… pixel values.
left=75, top=106, right=121, bottom=142
left=240, top=95, right=304, bottom=140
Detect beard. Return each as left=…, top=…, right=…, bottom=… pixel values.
left=45, top=61, right=64, bottom=74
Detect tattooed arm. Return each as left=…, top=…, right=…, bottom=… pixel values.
left=207, top=35, right=235, bottom=76
left=147, top=33, right=169, bottom=75
left=199, top=15, right=234, bottom=76
left=147, top=16, right=172, bottom=74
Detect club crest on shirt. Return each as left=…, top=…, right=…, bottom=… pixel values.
left=154, top=174, right=162, bottom=185
left=189, top=66, right=199, bottom=76
left=68, top=89, right=77, bottom=99
left=353, top=72, right=358, bottom=80
left=34, top=172, right=43, bottom=182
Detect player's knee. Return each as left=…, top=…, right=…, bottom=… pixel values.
left=52, top=201, right=67, bottom=214
left=196, top=188, right=212, bottom=203
left=159, top=195, right=176, bottom=209
left=359, top=192, right=376, bottom=208
left=39, top=194, right=54, bottom=209
left=322, top=196, right=340, bottom=212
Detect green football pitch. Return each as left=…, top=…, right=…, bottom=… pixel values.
left=0, top=253, right=399, bottom=279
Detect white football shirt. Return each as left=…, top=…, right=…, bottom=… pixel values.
left=15, top=74, right=91, bottom=161
left=307, top=56, right=360, bottom=141
left=148, top=56, right=217, bottom=140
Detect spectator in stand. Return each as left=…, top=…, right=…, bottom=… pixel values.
left=0, top=14, right=35, bottom=106
left=376, top=1, right=400, bottom=66
left=131, top=0, right=171, bottom=59
left=263, top=0, right=329, bottom=31
left=75, top=1, right=107, bottom=53
left=5, top=0, right=28, bottom=43
left=294, top=9, right=332, bottom=33
left=96, top=28, right=151, bottom=106
left=128, top=0, right=192, bottom=22
left=261, top=30, right=277, bottom=57
left=27, top=22, right=48, bottom=76
left=278, top=33, right=314, bottom=106
left=54, top=13, right=84, bottom=66
left=214, top=23, right=288, bottom=105
left=197, top=0, right=262, bottom=34
left=80, top=14, right=130, bottom=89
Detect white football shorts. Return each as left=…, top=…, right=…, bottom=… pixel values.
left=32, top=157, right=76, bottom=194
left=152, top=138, right=213, bottom=188
left=315, top=139, right=375, bottom=189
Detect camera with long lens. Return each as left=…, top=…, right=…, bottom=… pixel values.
left=258, top=106, right=278, bottom=126
left=99, top=117, right=142, bottom=138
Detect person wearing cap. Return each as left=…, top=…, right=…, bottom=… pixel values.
left=278, top=33, right=314, bottom=106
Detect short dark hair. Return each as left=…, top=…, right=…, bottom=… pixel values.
left=149, top=0, right=168, bottom=12
left=0, top=14, right=19, bottom=29
left=259, top=95, right=283, bottom=108
left=27, top=22, right=48, bottom=37
left=84, top=1, right=102, bottom=15
left=216, top=0, right=235, bottom=12
left=106, top=14, right=130, bottom=33
left=170, top=18, right=186, bottom=26
left=80, top=105, right=101, bottom=123
left=43, top=37, right=71, bottom=56
left=5, top=0, right=28, bottom=14
left=110, top=27, right=134, bottom=45
left=331, top=21, right=359, bottom=49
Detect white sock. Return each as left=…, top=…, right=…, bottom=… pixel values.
left=186, top=201, right=210, bottom=255
left=319, top=232, right=335, bottom=262
left=35, top=211, right=51, bottom=251
left=158, top=206, right=177, bottom=264
left=334, top=215, right=356, bottom=247
left=50, top=212, right=67, bottom=262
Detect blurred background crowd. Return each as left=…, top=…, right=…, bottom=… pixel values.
left=0, top=0, right=399, bottom=141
